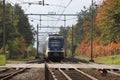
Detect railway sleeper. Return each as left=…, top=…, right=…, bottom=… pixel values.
left=59, top=68, right=98, bottom=80
left=74, top=68, right=98, bottom=80
left=51, top=69, right=68, bottom=80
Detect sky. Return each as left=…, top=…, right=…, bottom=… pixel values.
left=7, top=0, right=103, bottom=49
left=7, top=0, right=102, bottom=27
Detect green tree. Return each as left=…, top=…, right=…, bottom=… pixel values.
left=59, top=26, right=71, bottom=54
left=14, top=4, right=35, bottom=46
left=96, top=0, right=120, bottom=43
left=0, top=3, right=35, bottom=59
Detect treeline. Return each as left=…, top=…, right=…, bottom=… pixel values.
left=0, top=2, right=35, bottom=59
left=59, top=0, right=120, bottom=57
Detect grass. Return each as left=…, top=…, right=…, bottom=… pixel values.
left=6, top=56, right=35, bottom=64
left=94, top=55, right=120, bottom=64
left=75, top=54, right=120, bottom=65
left=0, top=55, right=6, bottom=66
left=75, top=55, right=90, bottom=61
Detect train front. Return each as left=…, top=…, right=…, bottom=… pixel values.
left=48, top=36, right=64, bottom=61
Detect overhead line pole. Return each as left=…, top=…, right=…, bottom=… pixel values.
left=89, top=0, right=94, bottom=62
left=36, top=24, right=39, bottom=59
left=11, top=6, right=15, bottom=58
left=43, top=0, right=44, bottom=6
left=64, top=15, right=67, bottom=57
left=72, top=26, right=74, bottom=58
left=36, top=15, right=41, bottom=59
left=3, top=0, right=6, bottom=56
left=39, top=15, right=41, bottom=29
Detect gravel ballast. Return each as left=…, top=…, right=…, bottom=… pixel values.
left=11, top=68, right=44, bottom=80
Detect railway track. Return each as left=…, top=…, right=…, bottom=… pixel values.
left=26, top=58, right=45, bottom=64
left=45, top=63, right=98, bottom=80
left=25, top=57, right=89, bottom=64
left=45, top=62, right=120, bottom=80
left=0, top=68, right=26, bottom=80
left=80, top=68, right=120, bottom=80
left=1, top=57, right=120, bottom=80
left=59, top=68, right=98, bottom=80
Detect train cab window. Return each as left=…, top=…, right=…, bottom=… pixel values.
left=49, top=39, right=64, bottom=49
left=50, top=41, right=61, bottom=47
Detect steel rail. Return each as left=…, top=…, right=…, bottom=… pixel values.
left=58, top=68, right=72, bottom=80
left=49, top=69, right=58, bottom=80
left=108, top=71, right=120, bottom=76
left=74, top=68, right=98, bottom=80
left=0, top=68, right=26, bottom=80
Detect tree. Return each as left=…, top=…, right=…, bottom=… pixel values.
left=0, top=3, right=35, bottom=59
left=14, top=4, right=35, bottom=46
left=96, top=0, right=120, bottom=43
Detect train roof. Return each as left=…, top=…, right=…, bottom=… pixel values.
left=49, top=34, right=62, bottom=36
left=47, top=34, right=64, bottom=39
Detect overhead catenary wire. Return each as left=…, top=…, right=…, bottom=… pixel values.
left=19, top=0, right=32, bottom=13
left=21, top=0, right=65, bottom=8
left=8, top=0, right=74, bottom=36
left=66, top=17, right=77, bottom=21
left=20, top=0, right=68, bottom=22
left=9, top=0, right=73, bottom=27
left=9, top=0, right=33, bottom=13
left=23, top=3, right=31, bottom=13
left=28, top=16, right=64, bottom=21
left=40, top=17, right=77, bottom=21
left=46, top=3, right=65, bottom=8
left=47, top=0, right=64, bottom=28
left=19, top=0, right=65, bottom=15
left=53, top=0, right=72, bottom=27
left=56, top=0, right=63, bottom=13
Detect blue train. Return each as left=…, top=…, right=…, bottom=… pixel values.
left=43, top=34, right=65, bottom=62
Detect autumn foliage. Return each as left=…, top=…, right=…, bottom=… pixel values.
left=76, top=39, right=120, bottom=57
left=75, top=0, right=120, bottom=57
left=0, top=3, right=35, bottom=59
left=59, top=0, right=120, bottom=57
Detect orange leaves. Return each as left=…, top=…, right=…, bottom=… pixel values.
left=76, top=39, right=120, bottom=57
left=96, top=0, right=120, bottom=26
left=108, top=42, right=120, bottom=54
left=76, top=39, right=90, bottom=56
left=83, top=20, right=90, bottom=28
left=83, top=20, right=91, bottom=37
left=75, top=0, right=120, bottom=58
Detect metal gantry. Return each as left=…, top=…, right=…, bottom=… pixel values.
left=26, top=13, right=78, bottom=58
